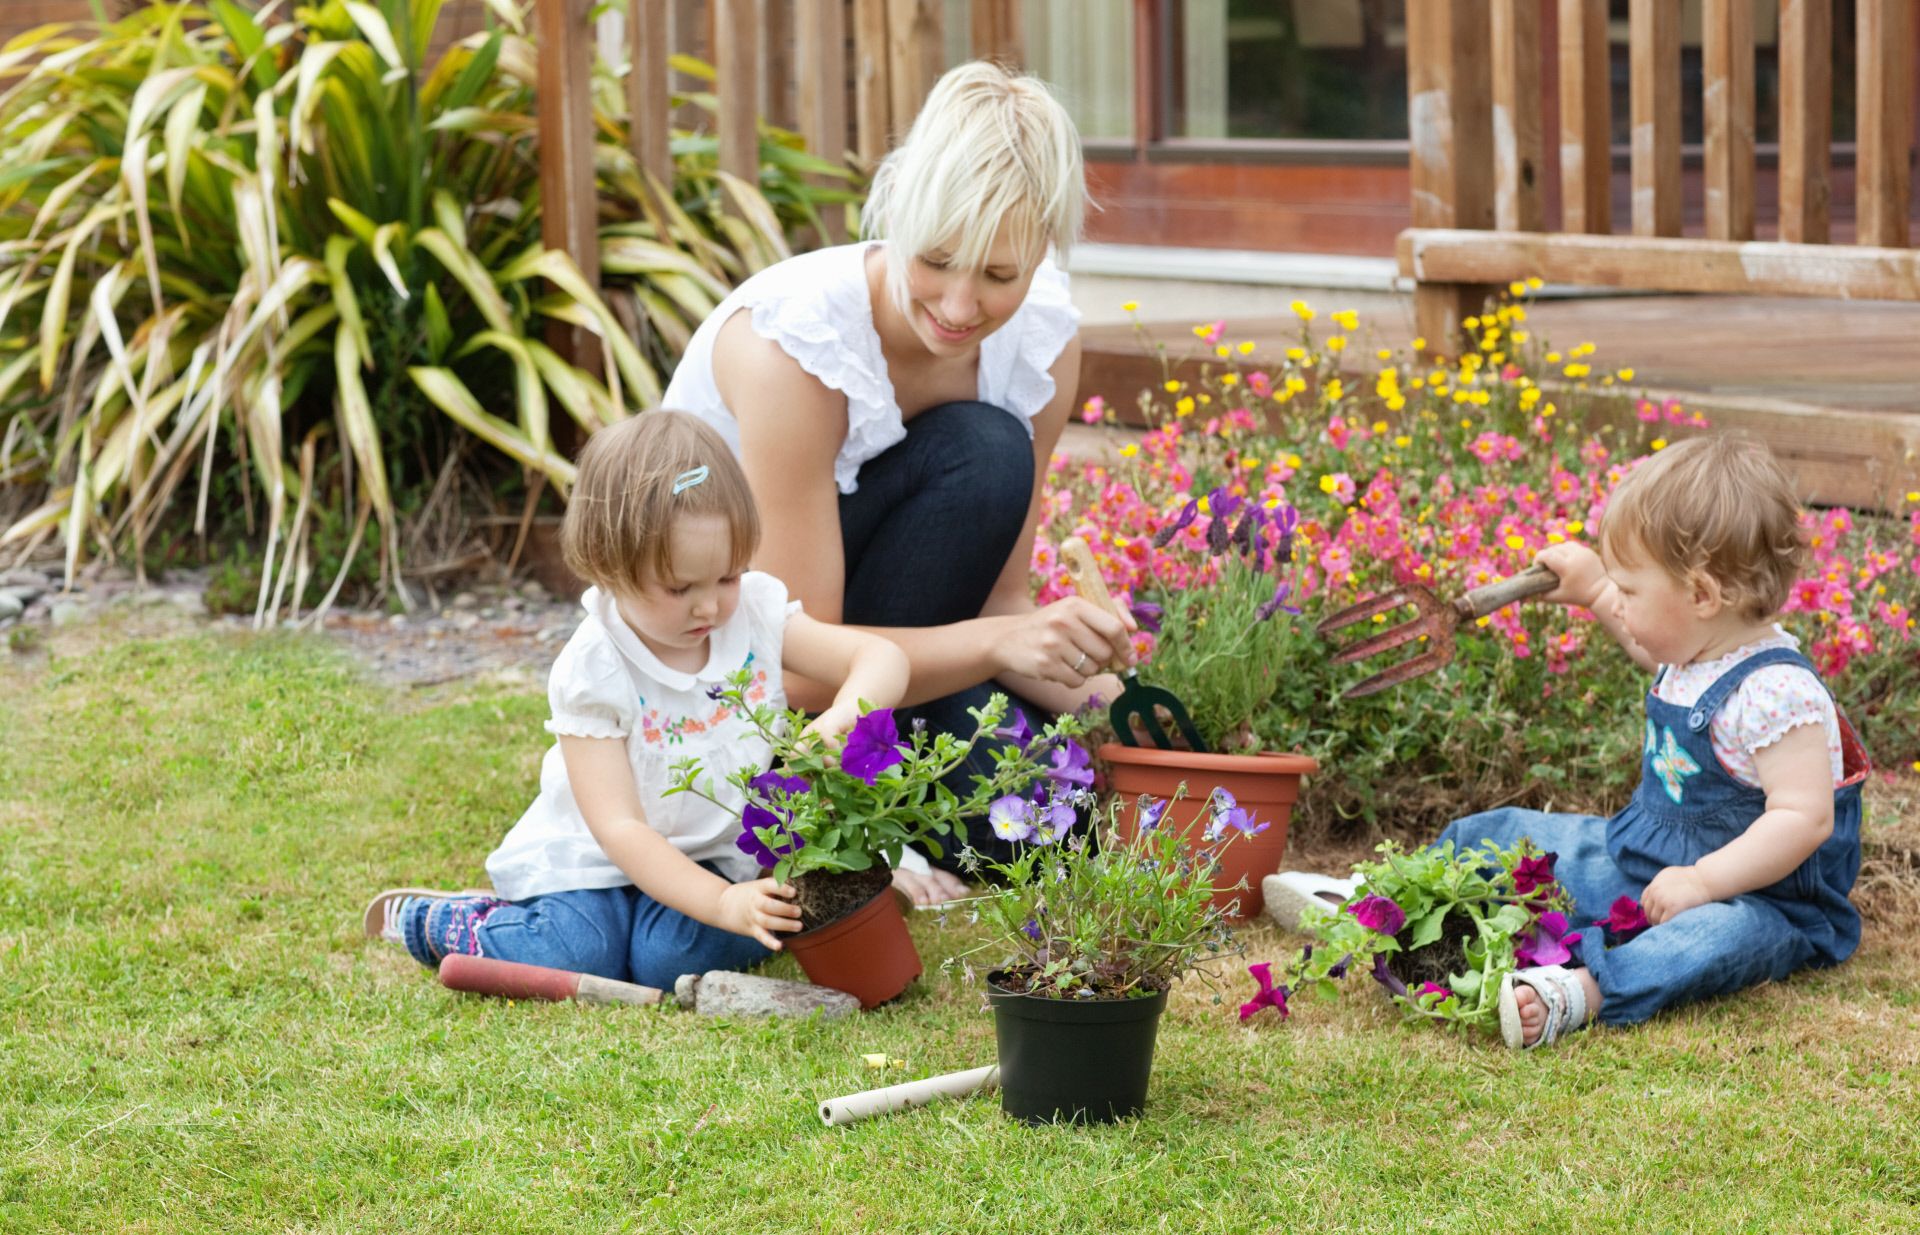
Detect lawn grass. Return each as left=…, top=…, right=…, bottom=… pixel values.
left=3, top=622, right=1917, bottom=1233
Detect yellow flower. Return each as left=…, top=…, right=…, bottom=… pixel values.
left=1505, top=534, right=1526, bottom=551
left=1464, top=316, right=1479, bottom=330
left=1509, top=280, right=1527, bottom=297
left=1411, top=336, right=1427, bottom=351
left=1371, top=420, right=1388, bottom=434
left=1512, top=330, right=1529, bottom=343
left=1616, top=368, right=1635, bottom=381
left=1460, top=417, right=1473, bottom=428
left=1285, top=453, right=1302, bottom=468
left=1519, top=387, right=1542, bottom=410
left=1176, top=396, right=1196, bottom=417
left=1325, top=379, right=1344, bottom=401
left=1394, top=435, right=1412, bottom=448
left=1221, top=372, right=1240, bottom=387
left=1547, top=532, right=1565, bottom=544
left=1264, top=495, right=1284, bottom=510
left=1906, top=491, right=1920, bottom=504
left=1377, top=348, right=1393, bottom=360
left=1290, top=299, right=1316, bottom=321
left=1327, top=336, right=1348, bottom=352
left=1164, top=379, right=1183, bottom=393
left=1286, top=346, right=1306, bottom=362
left=1475, top=615, right=1492, bottom=628
left=1489, top=352, right=1506, bottom=366
left=1118, top=443, right=1139, bottom=458
left=1214, top=344, right=1231, bottom=358
left=1193, top=324, right=1213, bottom=339
left=1415, top=563, right=1432, bottom=579
left=1527, top=276, right=1544, bottom=290
left=1543, top=402, right=1557, bottom=417
left=1242, top=457, right=1261, bottom=469
left=1651, top=438, right=1668, bottom=451
left=1285, top=376, right=1307, bottom=394
left=1387, top=395, right=1406, bottom=412
left=1563, top=363, right=1591, bottom=378
left=1333, top=309, right=1360, bottom=331
left=1199, top=393, right=1212, bottom=405
left=1237, top=340, right=1255, bottom=356
left=1121, top=300, right=1139, bottom=312
left=1572, top=342, right=1596, bottom=357
left=1545, top=351, right=1562, bottom=364
left=1319, top=474, right=1338, bottom=494
left=1432, top=385, right=1449, bottom=398
left=1452, top=390, right=1469, bottom=404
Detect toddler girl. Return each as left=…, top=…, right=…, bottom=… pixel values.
left=364, top=412, right=910, bottom=989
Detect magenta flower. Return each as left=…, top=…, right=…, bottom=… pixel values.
left=1594, top=895, right=1651, bottom=942
left=1512, top=852, right=1558, bottom=895
left=841, top=708, right=905, bottom=784
left=736, top=770, right=808, bottom=868
left=1416, top=981, right=1455, bottom=1002
left=1238, top=961, right=1290, bottom=1021
left=1347, top=893, right=1406, bottom=936
left=1514, top=910, right=1581, bottom=967
left=1046, top=741, right=1094, bottom=790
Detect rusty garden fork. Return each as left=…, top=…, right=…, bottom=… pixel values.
left=1316, top=563, right=1561, bottom=698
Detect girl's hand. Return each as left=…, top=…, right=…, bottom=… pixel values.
left=1641, top=865, right=1714, bottom=925
left=1533, top=542, right=1608, bottom=610
left=996, top=598, right=1136, bottom=687
left=716, top=878, right=803, bottom=949
left=801, top=703, right=860, bottom=745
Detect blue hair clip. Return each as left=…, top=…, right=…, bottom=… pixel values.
left=671, top=466, right=710, bottom=495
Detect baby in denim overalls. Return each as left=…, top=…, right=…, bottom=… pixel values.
left=1440, top=433, right=1868, bottom=1047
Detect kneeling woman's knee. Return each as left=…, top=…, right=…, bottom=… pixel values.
left=913, top=402, right=1034, bottom=508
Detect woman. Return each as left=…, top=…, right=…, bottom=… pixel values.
left=663, top=61, right=1133, bottom=904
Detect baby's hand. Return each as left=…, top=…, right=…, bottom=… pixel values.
left=1641, top=865, right=1714, bottom=925
left=1533, top=542, right=1608, bottom=610
left=717, top=878, right=802, bottom=949
left=801, top=704, right=860, bottom=746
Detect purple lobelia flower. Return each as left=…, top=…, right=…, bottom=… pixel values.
left=1203, top=788, right=1270, bottom=841
left=988, top=794, right=1036, bottom=843
left=704, top=684, right=727, bottom=702
left=1134, top=794, right=1167, bottom=832
left=1021, top=918, right=1043, bottom=943
left=736, top=770, right=808, bottom=868
left=1347, top=893, right=1407, bottom=936
left=841, top=708, right=906, bottom=784
left=1512, top=852, right=1558, bottom=896
left=1369, top=952, right=1408, bottom=999
left=1046, top=741, right=1094, bottom=790
left=1594, top=895, right=1651, bottom=942
left=1514, top=910, right=1581, bottom=967
left=1031, top=791, right=1076, bottom=844
left=1239, top=961, right=1290, bottom=1021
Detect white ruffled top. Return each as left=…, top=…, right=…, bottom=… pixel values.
left=662, top=242, right=1081, bottom=494
left=484, top=572, right=800, bottom=900
left=1652, top=625, right=1846, bottom=789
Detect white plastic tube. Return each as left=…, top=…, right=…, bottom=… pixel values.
left=818, top=1065, right=999, bottom=1127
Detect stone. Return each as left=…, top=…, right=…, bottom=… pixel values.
left=450, top=591, right=479, bottom=610
left=0, top=592, right=21, bottom=622
left=674, top=970, right=860, bottom=1020
left=50, top=599, right=90, bottom=627
left=169, top=590, right=208, bottom=617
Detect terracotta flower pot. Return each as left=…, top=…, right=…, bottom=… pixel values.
left=784, top=888, right=921, bottom=1009
left=1101, top=743, right=1318, bottom=920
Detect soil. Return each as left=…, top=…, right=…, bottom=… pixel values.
left=1386, top=912, right=1477, bottom=991
left=988, top=964, right=1169, bottom=1000
left=790, top=865, right=893, bottom=933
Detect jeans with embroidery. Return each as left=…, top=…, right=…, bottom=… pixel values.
left=838, top=400, right=1053, bottom=870
left=401, top=862, right=771, bottom=990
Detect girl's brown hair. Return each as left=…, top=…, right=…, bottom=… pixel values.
left=1598, top=432, right=1807, bottom=621
left=560, top=411, right=759, bottom=594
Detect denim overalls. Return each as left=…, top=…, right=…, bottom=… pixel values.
left=1436, top=647, right=1866, bottom=1026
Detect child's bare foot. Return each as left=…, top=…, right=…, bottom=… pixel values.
left=1499, top=965, right=1601, bottom=1048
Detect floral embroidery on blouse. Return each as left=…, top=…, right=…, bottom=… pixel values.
left=636, top=662, right=772, bottom=748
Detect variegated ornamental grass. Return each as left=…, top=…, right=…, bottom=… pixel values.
left=0, top=0, right=849, bottom=621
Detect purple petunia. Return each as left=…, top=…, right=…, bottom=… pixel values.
left=841, top=708, right=906, bottom=784
left=1347, top=893, right=1407, bottom=936
left=993, top=708, right=1035, bottom=751
left=1512, top=852, right=1558, bottom=896
left=1239, top=961, right=1290, bottom=1021
left=1046, top=741, right=1094, bottom=790
left=1594, top=895, right=1651, bottom=942
left=988, top=794, right=1036, bottom=843
left=1514, top=910, right=1582, bottom=968
left=1369, top=952, right=1408, bottom=999
left=736, top=770, right=808, bottom=868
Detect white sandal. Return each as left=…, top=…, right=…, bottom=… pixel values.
left=1498, top=964, right=1592, bottom=1049
left=361, top=886, right=494, bottom=940
left=1261, top=871, right=1361, bottom=932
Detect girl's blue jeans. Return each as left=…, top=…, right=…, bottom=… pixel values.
left=405, top=863, right=771, bottom=990
left=1436, top=808, right=1821, bottom=1026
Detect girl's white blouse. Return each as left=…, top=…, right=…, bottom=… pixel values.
left=484, top=572, right=800, bottom=901
left=661, top=242, right=1081, bottom=494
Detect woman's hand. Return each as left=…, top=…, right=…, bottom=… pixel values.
left=891, top=866, right=970, bottom=907
left=995, top=598, right=1136, bottom=688
left=716, top=878, right=803, bottom=949
left=1533, top=542, right=1609, bottom=610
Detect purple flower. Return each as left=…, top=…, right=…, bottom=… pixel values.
left=1203, top=788, right=1270, bottom=840
left=704, top=684, right=727, bottom=702
left=1033, top=792, right=1076, bottom=843
left=1046, top=741, right=1094, bottom=790
left=1369, top=952, right=1407, bottom=999
left=988, top=794, right=1036, bottom=843
left=1129, top=600, right=1163, bottom=633
left=1238, top=961, right=1289, bottom=1021
left=1203, top=488, right=1245, bottom=555
left=1512, top=852, right=1558, bottom=896
left=1255, top=580, right=1300, bottom=623
left=1594, top=895, right=1651, bottom=942
left=1326, top=953, right=1351, bottom=980
left=993, top=708, right=1035, bottom=750
left=736, top=770, right=808, bottom=868
left=1021, top=918, right=1043, bottom=942
left=841, top=708, right=905, bottom=784
left=1514, top=910, right=1581, bottom=968
left=1152, top=499, right=1200, bottom=548
left=1347, top=893, right=1406, bottom=936
left=1134, top=795, right=1167, bottom=832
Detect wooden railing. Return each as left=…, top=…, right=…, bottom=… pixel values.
left=1404, top=0, right=1919, bottom=348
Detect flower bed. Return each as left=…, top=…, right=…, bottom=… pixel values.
left=1044, top=295, right=1920, bottom=836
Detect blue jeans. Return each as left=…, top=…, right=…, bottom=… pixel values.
left=405, top=863, right=771, bottom=990
left=1435, top=808, right=1823, bottom=1027
left=839, top=401, right=1051, bottom=871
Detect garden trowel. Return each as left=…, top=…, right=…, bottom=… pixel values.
left=1059, top=536, right=1209, bottom=752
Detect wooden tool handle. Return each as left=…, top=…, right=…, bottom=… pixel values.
left=1059, top=536, right=1127, bottom=625
left=439, top=954, right=663, bottom=1006
left=1459, top=562, right=1560, bottom=619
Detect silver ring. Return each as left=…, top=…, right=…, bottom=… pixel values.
left=1073, top=651, right=1089, bottom=673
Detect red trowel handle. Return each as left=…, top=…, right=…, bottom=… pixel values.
left=438, top=954, right=664, bottom=1006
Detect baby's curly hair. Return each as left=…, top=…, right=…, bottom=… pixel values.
left=1598, top=432, right=1808, bottom=621
left=560, top=411, right=758, bottom=595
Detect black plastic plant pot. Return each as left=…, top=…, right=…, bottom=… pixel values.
left=986, top=973, right=1169, bottom=1125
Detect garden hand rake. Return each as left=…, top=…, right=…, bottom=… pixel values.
left=1317, top=563, right=1560, bottom=699
left=1059, top=536, right=1210, bottom=752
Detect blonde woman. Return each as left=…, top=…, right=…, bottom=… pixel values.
left=664, top=62, right=1133, bottom=903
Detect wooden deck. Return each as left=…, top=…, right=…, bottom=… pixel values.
left=1076, top=293, right=1920, bottom=510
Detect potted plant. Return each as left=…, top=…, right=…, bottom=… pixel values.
left=670, top=676, right=1087, bottom=1008
left=1239, top=837, right=1643, bottom=1033
left=957, top=791, right=1251, bottom=1124
left=1050, top=477, right=1317, bottom=919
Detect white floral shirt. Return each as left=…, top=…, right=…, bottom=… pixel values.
left=484, top=572, right=799, bottom=900
left=1652, top=625, right=1845, bottom=790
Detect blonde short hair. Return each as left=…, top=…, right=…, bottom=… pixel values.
left=560, top=411, right=759, bottom=595
left=863, top=60, right=1086, bottom=315
left=1599, top=433, right=1808, bottom=621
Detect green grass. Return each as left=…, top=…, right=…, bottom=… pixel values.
left=3, top=624, right=1917, bottom=1232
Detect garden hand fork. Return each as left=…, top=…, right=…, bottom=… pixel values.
left=1316, top=563, right=1560, bottom=699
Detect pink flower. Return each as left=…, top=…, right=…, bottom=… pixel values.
left=1200, top=319, right=1225, bottom=346
left=1512, top=852, right=1557, bottom=895
left=1514, top=911, right=1581, bottom=967
left=1239, top=961, right=1289, bottom=1020
left=1594, top=896, right=1650, bottom=942
left=1080, top=395, right=1107, bottom=425
left=1248, top=370, right=1272, bottom=397
left=1347, top=893, right=1406, bottom=936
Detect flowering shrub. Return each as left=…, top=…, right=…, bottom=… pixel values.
left=960, top=791, right=1249, bottom=999
left=1247, top=838, right=1580, bottom=1032
left=667, top=675, right=1087, bottom=881
left=1047, top=292, right=1920, bottom=829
